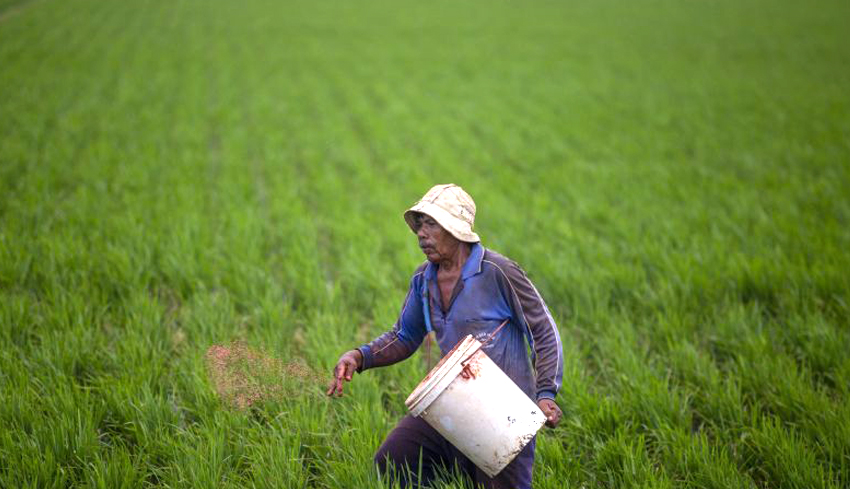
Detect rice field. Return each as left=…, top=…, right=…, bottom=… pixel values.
left=1, top=0, right=849, bottom=487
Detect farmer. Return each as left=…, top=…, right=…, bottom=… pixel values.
left=327, top=184, right=563, bottom=489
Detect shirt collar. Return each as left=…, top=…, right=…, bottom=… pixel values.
left=462, top=242, right=485, bottom=279
left=423, top=242, right=484, bottom=281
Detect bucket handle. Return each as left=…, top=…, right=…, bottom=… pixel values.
left=459, top=318, right=510, bottom=368
left=375, top=317, right=509, bottom=365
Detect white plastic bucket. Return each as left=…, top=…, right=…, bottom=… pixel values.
left=405, top=334, right=547, bottom=477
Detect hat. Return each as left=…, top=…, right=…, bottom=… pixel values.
left=404, top=184, right=480, bottom=243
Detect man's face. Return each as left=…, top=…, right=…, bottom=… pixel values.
left=413, top=213, right=461, bottom=263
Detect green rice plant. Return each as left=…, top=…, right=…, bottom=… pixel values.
left=1, top=0, right=849, bottom=487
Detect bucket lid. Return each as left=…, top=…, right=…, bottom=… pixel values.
left=405, top=335, right=480, bottom=417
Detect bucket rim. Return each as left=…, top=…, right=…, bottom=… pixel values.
left=405, top=335, right=479, bottom=416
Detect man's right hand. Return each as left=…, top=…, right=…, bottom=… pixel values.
left=326, top=349, right=363, bottom=397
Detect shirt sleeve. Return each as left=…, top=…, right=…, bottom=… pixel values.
left=357, top=270, right=428, bottom=372
left=498, top=260, right=564, bottom=401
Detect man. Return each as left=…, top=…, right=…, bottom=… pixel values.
left=327, top=184, right=563, bottom=489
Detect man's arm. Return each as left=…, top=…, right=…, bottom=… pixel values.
left=357, top=269, right=428, bottom=371
left=328, top=267, right=429, bottom=396
left=500, top=260, right=563, bottom=401
left=487, top=253, right=564, bottom=426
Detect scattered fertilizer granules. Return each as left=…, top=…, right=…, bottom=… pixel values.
left=205, top=341, right=324, bottom=410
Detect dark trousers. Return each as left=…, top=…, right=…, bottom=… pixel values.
left=374, top=415, right=535, bottom=489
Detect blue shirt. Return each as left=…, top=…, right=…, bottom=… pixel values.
left=359, top=243, right=563, bottom=401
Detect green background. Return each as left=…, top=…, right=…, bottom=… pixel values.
left=1, top=0, right=848, bottom=487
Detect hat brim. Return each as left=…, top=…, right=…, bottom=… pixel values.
left=404, top=201, right=480, bottom=243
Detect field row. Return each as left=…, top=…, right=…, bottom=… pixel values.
left=2, top=0, right=849, bottom=487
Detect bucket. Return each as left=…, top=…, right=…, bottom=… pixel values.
left=404, top=334, right=547, bottom=477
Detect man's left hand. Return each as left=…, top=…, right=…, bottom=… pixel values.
left=538, top=398, right=562, bottom=428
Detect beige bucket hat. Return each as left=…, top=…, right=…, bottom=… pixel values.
left=404, top=184, right=480, bottom=243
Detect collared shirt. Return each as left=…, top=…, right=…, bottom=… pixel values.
left=359, top=243, right=563, bottom=401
